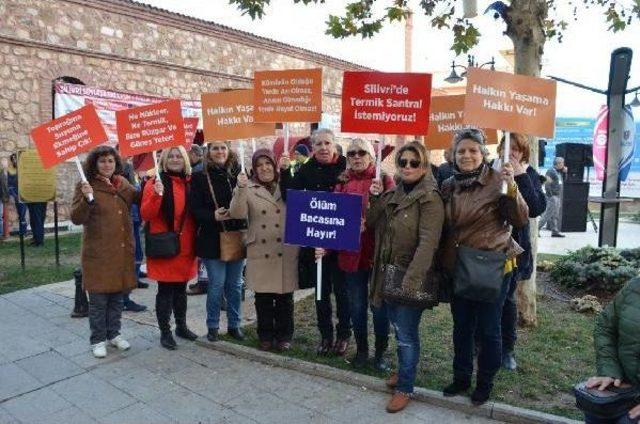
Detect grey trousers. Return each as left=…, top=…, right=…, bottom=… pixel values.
left=89, top=292, right=124, bottom=345
left=539, top=195, right=561, bottom=233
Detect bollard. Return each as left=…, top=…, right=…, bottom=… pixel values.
left=70, top=268, right=89, bottom=318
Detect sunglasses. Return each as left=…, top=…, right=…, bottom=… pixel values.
left=210, top=145, right=227, bottom=151
left=347, top=150, right=368, bottom=158
left=399, top=158, right=421, bottom=169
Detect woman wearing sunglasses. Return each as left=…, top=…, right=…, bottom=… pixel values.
left=328, top=139, right=395, bottom=370
left=367, top=141, right=444, bottom=413
left=439, top=128, right=529, bottom=405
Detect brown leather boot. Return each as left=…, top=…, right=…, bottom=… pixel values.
left=386, top=372, right=398, bottom=388
left=386, top=392, right=410, bottom=413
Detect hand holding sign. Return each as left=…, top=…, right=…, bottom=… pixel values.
left=237, top=173, right=249, bottom=188
left=369, top=179, right=383, bottom=196
left=80, top=181, right=94, bottom=201
left=501, top=162, right=516, bottom=187
left=153, top=178, right=164, bottom=196
left=278, top=154, right=291, bottom=170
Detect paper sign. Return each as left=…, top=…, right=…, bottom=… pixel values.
left=30, top=104, right=107, bottom=169
left=426, top=95, right=498, bottom=149
left=341, top=72, right=432, bottom=135
left=201, top=90, right=275, bottom=141
left=254, top=69, right=323, bottom=123
left=183, top=117, right=199, bottom=150
left=17, top=149, right=57, bottom=202
left=116, top=99, right=186, bottom=156
left=284, top=190, right=362, bottom=251
left=463, top=68, right=557, bottom=138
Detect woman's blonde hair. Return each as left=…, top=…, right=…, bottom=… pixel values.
left=159, top=146, right=192, bottom=175
left=346, top=138, right=375, bottom=159
left=395, top=141, right=430, bottom=170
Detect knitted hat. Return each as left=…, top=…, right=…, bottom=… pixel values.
left=294, top=144, right=310, bottom=157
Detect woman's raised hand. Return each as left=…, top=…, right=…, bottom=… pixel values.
left=501, top=162, right=516, bottom=187
left=237, top=172, right=249, bottom=188
left=369, top=179, right=383, bottom=196
left=278, top=154, right=291, bottom=170
left=153, top=178, right=164, bottom=196
left=80, top=182, right=94, bottom=200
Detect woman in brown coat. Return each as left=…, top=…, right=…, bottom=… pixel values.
left=228, top=149, right=298, bottom=351
left=440, top=128, right=529, bottom=405
left=70, top=146, right=138, bottom=359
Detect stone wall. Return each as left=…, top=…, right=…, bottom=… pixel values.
left=0, top=0, right=369, bottom=228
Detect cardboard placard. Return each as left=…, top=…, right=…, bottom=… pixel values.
left=284, top=190, right=362, bottom=251
left=253, top=69, right=323, bottom=123
left=341, top=71, right=432, bottom=135
left=17, top=149, right=57, bottom=203
left=183, top=117, right=199, bottom=150
left=426, top=95, right=498, bottom=149
left=116, top=99, right=186, bottom=156
left=30, top=104, right=107, bottom=169
left=463, top=68, right=557, bottom=138
left=201, top=90, right=275, bottom=141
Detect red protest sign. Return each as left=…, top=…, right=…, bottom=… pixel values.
left=116, top=99, right=186, bottom=156
left=341, top=72, right=432, bottom=136
left=30, top=104, right=108, bottom=169
left=183, top=117, right=199, bottom=150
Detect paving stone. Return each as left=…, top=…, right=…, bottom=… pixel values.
left=2, top=387, right=72, bottom=423
left=225, top=390, right=319, bottom=423
left=145, top=391, right=247, bottom=424
left=50, top=373, right=137, bottom=417
left=0, top=362, right=42, bottom=402
left=45, top=406, right=100, bottom=424
left=0, top=406, right=21, bottom=424
left=15, top=350, right=84, bottom=385
left=99, top=402, right=177, bottom=424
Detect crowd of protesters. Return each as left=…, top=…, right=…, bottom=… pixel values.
left=60, top=126, right=639, bottom=420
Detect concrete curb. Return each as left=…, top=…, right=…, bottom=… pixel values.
left=195, top=339, right=581, bottom=424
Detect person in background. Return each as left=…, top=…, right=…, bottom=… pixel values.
left=70, top=146, right=138, bottom=358
left=141, top=146, right=198, bottom=350
left=538, top=156, right=566, bottom=238
left=495, top=133, right=546, bottom=371
left=290, top=143, right=310, bottom=177
left=335, top=143, right=344, bottom=157
left=440, top=128, right=529, bottom=405
left=189, top=145, right=204, bottom=174
left=0, top=163, right=9, bottom=240
left=437, top=148, right=454, bottom=188
left=6, top=154, right=27, bottom=236
left=279, top=128, right=350, bottom=356
left=331, top=138, right=394, bottom=370
left=583, top=276, right=640, bottom=424
left=190, top=142, right=247, bottom=342
left=26, top=201, right=47, bottom=247
left=229, top=149, right=298, bottom=351
left=367, top=141, right=444, bottom=413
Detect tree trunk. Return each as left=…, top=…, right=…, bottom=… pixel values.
left=505, top=0, right=548, bottom=327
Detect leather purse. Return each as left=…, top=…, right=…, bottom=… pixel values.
left=205, top=171, right=245, bottom=262
left=144, top=202, right=188, bottom=259
left=573, top=381, right=640, bottom=419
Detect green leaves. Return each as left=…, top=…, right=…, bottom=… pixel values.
left=228, top=0, right=270, bottom=20
left=451, top=20, right=480, bottom=55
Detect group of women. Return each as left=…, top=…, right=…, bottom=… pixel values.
left=71, top=126, right=547, bottom=414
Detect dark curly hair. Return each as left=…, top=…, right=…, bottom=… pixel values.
left=83, top=146, right=124, bottom=179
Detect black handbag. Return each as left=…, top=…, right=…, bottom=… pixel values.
left=451, top=194, right=507, bottom=303
left=573, top=381, right=640, bottom=419
left=144, top=200, right=188, bottom=259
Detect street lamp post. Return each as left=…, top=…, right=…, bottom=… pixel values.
left=444, top=54, right=496, bottom=84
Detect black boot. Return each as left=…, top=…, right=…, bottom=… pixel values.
left=173, top=288, right=198, bottom=341
left=471, top=380, right=493, bottom=406
left=443, top=379, right=471, bottom=397
left=351, top=334, right=368, bottom=369
left=156, top=291, right=176, bottom=350
left=373, top=335, right=390, bottom=372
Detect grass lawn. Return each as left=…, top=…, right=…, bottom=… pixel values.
left=230, top=289, right=593, bottom=420
left=0, top=232, right=82, bottom=294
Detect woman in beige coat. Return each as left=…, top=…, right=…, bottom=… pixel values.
left=229, top=149, right=298, bottom=352
left=70, top=146, right=139, bottom=359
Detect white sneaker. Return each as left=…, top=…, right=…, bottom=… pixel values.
left=108, top=335, right=130, bottom=351
left=92, top=341, right=107, bottom=358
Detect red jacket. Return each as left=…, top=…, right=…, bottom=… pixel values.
left=140, top=175, right=197, bottom=283
left=335, top=165, right=395, bottom=273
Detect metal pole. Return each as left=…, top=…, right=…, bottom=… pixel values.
left=54, top=200, right=60, bottom=266
left=19, top=230, right=25, bottom=271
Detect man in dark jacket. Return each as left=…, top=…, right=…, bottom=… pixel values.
left=437, top=148, right=454, bottom=188
left=279, top=128, right=350, bottom=356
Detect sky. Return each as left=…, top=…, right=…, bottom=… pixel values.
left=139, top=0, right=640, bottom=118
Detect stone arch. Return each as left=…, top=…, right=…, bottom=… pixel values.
left=38, top=64, right=96, bottom=121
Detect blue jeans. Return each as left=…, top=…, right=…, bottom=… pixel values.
left=345, top=270, right=389, bottom=339
left=387, top=302, right=424, bottom=394
left=8, top=186, right=27, bottom=235
left=585, top=412, right=638, bottom=424
left=451, top=274, right=511, bottom=385
left=203, top=259, right=245, bottom=330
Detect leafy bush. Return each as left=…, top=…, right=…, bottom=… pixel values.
left=549, top=246, right=640, bottom=293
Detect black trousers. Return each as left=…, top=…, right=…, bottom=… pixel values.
left=315, top=254, right=351, bottom=341
left=27, top=202, right=47, bottom=244
left=254, top=292, right=294, bottom=342
left=501, top=273, right=519, bottom=353
left=156, top=282, right=188, bottom=332
left=89, top=292, right=123, bottom=344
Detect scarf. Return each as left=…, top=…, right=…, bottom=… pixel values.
left=453, top=162, right=486, bottom=189
left=159, top=171, right=188, bottom=231
left=95, top=174, right=121, bottom=192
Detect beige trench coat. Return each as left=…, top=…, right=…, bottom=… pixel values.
left=228, top=181, right=298, bottom=294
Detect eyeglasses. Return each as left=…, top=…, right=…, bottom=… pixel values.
left=399, top=159, right=421, bottom=169
left=210, top=145, right=227, bottom=151
left=347, top=150, right=368, bottom=158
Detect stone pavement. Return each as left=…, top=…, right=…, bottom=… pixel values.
left=0, top=281, right=503, bottom=424
left=538, top=221, right=640, bottom=255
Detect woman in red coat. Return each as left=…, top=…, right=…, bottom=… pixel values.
left=141, top=146, right=198, bottom=350
left=335, top=138, right=394, bottom=370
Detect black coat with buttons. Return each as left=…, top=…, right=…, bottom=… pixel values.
left=280, top=155, right=347, bottom=200
left=189, top=164, right=247, bottom=260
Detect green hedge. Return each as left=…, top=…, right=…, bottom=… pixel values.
left=549, top=246, right=640, bottom=293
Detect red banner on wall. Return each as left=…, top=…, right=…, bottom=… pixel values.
left=116, top=99, right=186, bottom=156
left=30, top=104, right=108, bottom=169
left=341, top=72, right=432, bottom=135
left=183, top=117, right=199, bottom=150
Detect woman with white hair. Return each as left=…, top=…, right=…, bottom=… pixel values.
left=141, top=146, right=199, bottom=350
